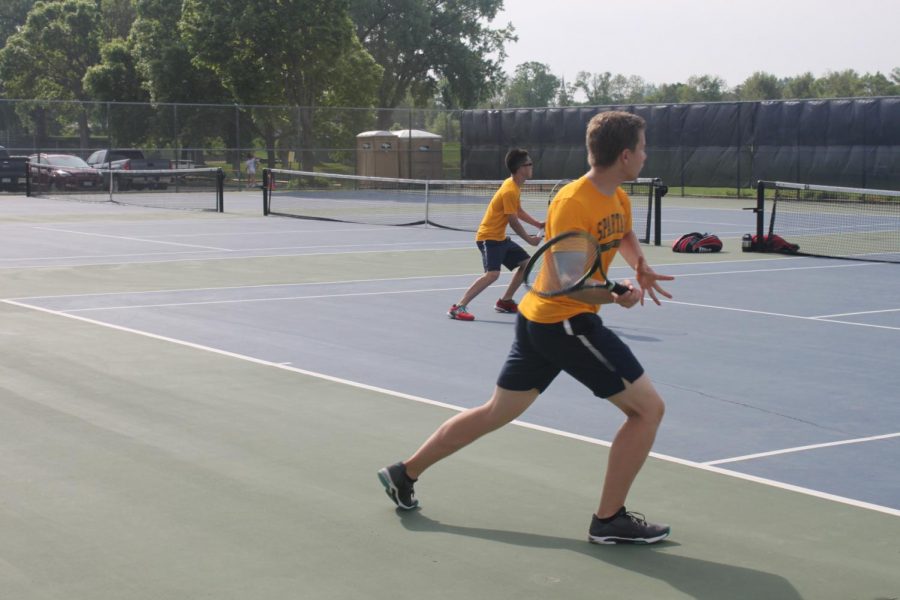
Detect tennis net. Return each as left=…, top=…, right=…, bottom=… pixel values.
left=755, top=181, right=900, bottom=263
left=263, top=169, right=665, bottom=245
left=27, top=164, right=224, bottom=212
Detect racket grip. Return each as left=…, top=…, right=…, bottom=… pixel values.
left=610, top=282, right=631, bottom=295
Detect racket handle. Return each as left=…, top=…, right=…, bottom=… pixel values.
left=610, top=282, right=631, bottom=295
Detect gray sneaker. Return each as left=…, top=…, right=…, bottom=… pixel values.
left=588, top=508, right=670, bottom=544
left=377, top=462, right=419, bottom=510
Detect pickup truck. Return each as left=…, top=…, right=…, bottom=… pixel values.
left=85, top=148, right=173, bottom=190
left=0, top=146, right=29, bottom=192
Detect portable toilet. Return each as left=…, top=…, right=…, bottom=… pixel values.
left=356, top=131, right=400, bottom=178
left=393, top=129, right=443, bottom=179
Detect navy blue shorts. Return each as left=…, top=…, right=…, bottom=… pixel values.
left=496, top=312, right=645, bottom=398
left=476, top=238, right=530, bottom=272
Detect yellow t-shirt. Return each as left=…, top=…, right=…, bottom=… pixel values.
left=476, top=177, right=521, bottom=241
left=518, top=177, right=632, bottom=324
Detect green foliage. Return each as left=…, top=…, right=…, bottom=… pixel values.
left=350, top=0, right=513, bottom=119
left=570, top=72, right=654, bottom=105
left=0, top=0, right=35, bottom=52
left=98, top=0, right=137, bottom=41
left=0, top=0, right=101, bottom=100
left=180, top=0, right=381, bottom=169
left=83, top=39, right=153, bottom=146
left=84, top=39, right=147, bottom=102
left=735, top=72, right=781, bottom=100
left=131, top=0, right=227, bottom=104
left=504, top=62, right=559, bottom=108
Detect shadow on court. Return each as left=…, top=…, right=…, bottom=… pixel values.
left=398, top=510, right=803, bottom=600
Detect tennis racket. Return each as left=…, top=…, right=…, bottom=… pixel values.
left=548, top=178, right=572, bottom=206
left=523, top=230, right=630, bottom=298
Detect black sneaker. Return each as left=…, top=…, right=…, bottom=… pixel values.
left=377, top=462, right=419, bottom=510
left=587, top=507, right=670, bottom=544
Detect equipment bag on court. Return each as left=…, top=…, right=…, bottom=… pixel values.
left=752, top=234, right=799, bottom=254
left=672, top=232, right=723, bottom=253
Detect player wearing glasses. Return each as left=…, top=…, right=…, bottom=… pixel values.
left=447, top=149, right=545, bottom=321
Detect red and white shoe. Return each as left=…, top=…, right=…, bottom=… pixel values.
left=447, top=304, right=475, bottom=321
left=494, top=298, right=518, bottom=313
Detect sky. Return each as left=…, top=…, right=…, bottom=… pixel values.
left=490, top=0, right=900, bottom=87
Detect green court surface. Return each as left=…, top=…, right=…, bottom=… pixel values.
left=1, top=299, right=898, bottom=600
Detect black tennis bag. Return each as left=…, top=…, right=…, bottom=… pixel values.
left=672, top=232, right=723, bottom=253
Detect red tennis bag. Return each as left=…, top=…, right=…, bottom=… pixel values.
left=672, top=232, right=723, bottom=253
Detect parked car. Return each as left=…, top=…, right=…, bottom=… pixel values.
left=28, top=153, right=104, bottom=191
left=85, top=148, right=173, bottom=190
left=0, top=145, right=29, bottom=192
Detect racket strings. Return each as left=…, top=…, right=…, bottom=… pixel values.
left=529, top=236, right=602, bottom=295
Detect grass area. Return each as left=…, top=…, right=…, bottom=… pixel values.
left=667, top=185, right=756, bottom=198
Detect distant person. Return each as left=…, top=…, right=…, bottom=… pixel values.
left=379, top=111, right=675, bottom=545
left=245, top=153, right=259, bottom=188
left=447, top=148, right=544, bottom=321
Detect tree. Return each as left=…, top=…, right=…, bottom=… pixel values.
left=556, top=77, right=574, bottom=107
left=128, top=0, right=232, bottom=161
left=181, top=0, right=381, bottom=170
left=782, top=72, right=816, bottom=99
left=813, top=69, right=864, bottom=98
left=679, top=75, right=727, bottom=102
left=574, top=71, right=615, bottom=105
left=350, top=0, right=513, bottom=124
left=0, top=0, right=102, bottom=148
left=503, top=62, right=559, bottom=107
left=98, top=0, right=137, bottom=41
left=83, top=39, right=152, bottom=146
left=0, top=0, right=35, bottom=49
left=736, top=71, right=782, bottom=100
left=130, top=0, right=226, bottom=104
left=860, top=71, right=899, bottom=97
left=645, top=82, right=686, bottom=104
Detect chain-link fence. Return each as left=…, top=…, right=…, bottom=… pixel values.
left=0, top=99, right=463, bottom=188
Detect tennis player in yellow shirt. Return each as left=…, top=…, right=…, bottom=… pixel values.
left=380, top=111, right=675, bottom=544
left=447, top=148, right=544, bottom=321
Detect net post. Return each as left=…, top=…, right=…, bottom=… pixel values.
left=755, top=180, right=766, bottom=241
left=216, top=168, right=225, bottom=212
left=25, top=161, right=32, bottom=197
left=424, top=179, right=430, bottom=228
left=642, top=181, right=652, bottom=244
left=262, top=168, right=270, bottom=215
left=654, top=179, right=667, bottom=246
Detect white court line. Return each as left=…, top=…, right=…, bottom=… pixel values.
left=32, top=226, right=233, bottom=252
left=812, top=308, right=900, bottom=318
left=148, top=226, right=433, bottom=238
left=4, top=297, right=898, bottom=518
left=0, top=244, right=472, bottom=270
left=61, top=285, right=478, bottom=312
left=666, top=300, right=900, bottom=331
left=56, top=291, right=900, bottom=333
left=13, top=233, right=466, bottom=261
left=10, top=272, right=494, bottom=301
left=10, top=262, right=897, bottom=329
left=5, top=257, right=871, bottom=299
left=704, top=432, right=900, bottom=466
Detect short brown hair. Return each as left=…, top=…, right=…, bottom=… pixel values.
left=505, top=148, right=530, bottom=174
left=586, top=111, right=645, bottom=168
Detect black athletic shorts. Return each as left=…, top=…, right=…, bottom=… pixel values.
left=476, top=238, right=530, bottom=272
left=496, top=312, right=644, bottom=398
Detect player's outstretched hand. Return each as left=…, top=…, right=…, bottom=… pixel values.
left=635, top=256, right=674, bottom=306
